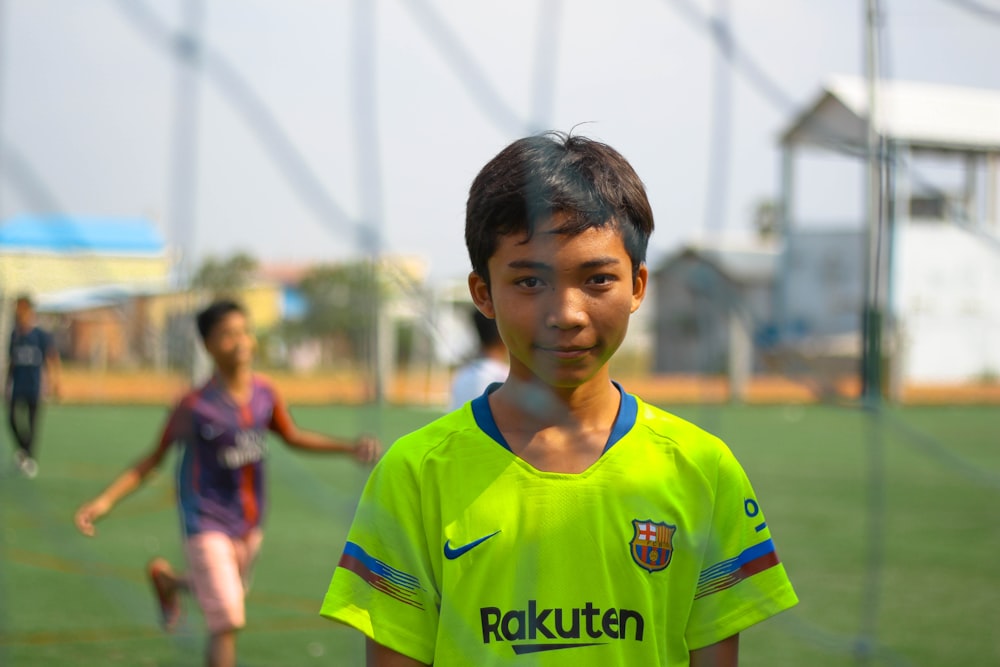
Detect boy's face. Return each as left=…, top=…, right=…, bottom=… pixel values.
left=469, top=214, right=646, bottom=390
left=204, top=311, right=255, bottom=371
left=14, top=300, right=33, bottom=329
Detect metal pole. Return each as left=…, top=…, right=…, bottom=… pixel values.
left=0, top=0, right=9, bottom=373
left=704, top=0, right=732, bottom=236
left=861, top=0, right=886, bottom=403
left=987, top=153, right=998, bottom=230
left=351, top=0, right=386, bottom=404
left=885, top=141, right=902, bottom=402
left=777, top=143, right=794, bottom=338
left=0, top=0, right=6, bottom=227
left=169, top=0, right=206, bottom=382
left=858, top=8, right=888, bottom=664
left=170, top=0, right=204, bottom=291
left=0, top=2, right=9, bottom=663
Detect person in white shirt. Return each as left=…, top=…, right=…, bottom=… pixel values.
left=448, top=309, right=508, bottom=410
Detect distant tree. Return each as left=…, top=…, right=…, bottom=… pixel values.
left=191, top=252, right=259, bottom=296
left=296, top=260, right=385, bottom=366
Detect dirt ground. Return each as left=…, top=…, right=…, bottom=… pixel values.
left=56, top=368, right=1000, bottom=407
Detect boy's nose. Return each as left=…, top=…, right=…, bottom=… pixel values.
left=544, top=288, right=587, bottom=329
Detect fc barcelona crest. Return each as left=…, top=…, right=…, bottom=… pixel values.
left=630, top=519, right=676, bottom=573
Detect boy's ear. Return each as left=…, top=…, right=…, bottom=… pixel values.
left=630, top=264, right=648, bottom=313
left=468, top=271, right=495, bottom=318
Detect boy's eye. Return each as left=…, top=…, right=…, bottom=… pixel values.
left=516, top=276, right=542, bottom=288
left=588, top=274, right=616, bottom=286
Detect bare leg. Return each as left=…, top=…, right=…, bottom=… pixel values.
left=148, top=557, right=188, bottom=630
left=207, top=630, right=237, bottom=667
left=150, top=557, right=190, bottom=591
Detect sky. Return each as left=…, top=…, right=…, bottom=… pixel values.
left=2, top=0, right=999, bottom=285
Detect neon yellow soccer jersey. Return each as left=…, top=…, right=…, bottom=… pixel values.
left=321, top=385, right=797, bottom=665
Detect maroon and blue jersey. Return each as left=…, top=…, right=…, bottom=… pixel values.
left=161, top=374, right=295, bottom=538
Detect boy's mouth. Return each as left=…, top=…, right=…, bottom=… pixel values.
left=538, top=346, right=592, bottom=359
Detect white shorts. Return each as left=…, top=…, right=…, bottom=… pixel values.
left=184, top=529, right=263, bottom=634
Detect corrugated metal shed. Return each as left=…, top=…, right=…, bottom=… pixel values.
left=782, top=75, right=1000, bottom=152
left=34, top=283, right=169, bottom=313
left=658, top=240, right=780, bottom=285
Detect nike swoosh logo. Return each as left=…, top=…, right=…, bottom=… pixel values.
left=444, top=530, right=501, bottom=560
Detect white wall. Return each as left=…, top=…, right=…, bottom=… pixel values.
left=894, top=222, right=1000, bottom=382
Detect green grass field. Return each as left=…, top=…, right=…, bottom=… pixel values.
left=1, top=402, right=997, bottom=666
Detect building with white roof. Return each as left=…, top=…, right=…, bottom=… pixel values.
left=777, top=75, right=1000, bottom=386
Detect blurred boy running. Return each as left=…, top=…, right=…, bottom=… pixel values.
left=75, top=299, right=380, bottom=667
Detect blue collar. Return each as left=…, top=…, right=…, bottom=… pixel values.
left=471, top=381, right=637, bottom=455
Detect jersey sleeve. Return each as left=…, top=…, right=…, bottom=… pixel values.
left=158, top=397, right=194, bottom=448
left=685, top=444, right=798, bottom=649
left=266, top=384, right=296, bottom=440
left=319, top=443, right=440, bottom=663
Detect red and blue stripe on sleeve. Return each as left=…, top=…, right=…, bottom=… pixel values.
left=339, top=542, right=425, bottom=610
left=695, top=539, right=781, bottom=600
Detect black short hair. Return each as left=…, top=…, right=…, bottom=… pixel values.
left=15, top=294, right=33, bottom=308
left=196, top=299, right=246, bottom=342
left=465, top=131, right=654, bottom=286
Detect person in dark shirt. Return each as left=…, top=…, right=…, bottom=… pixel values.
left=6, top=295, right=60, bottom=478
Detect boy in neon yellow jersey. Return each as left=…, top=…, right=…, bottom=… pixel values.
left=320, top=132, right=798, bottom=666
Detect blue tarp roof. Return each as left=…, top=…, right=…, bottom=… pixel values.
left=0, top=215, right=165, bottom=254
